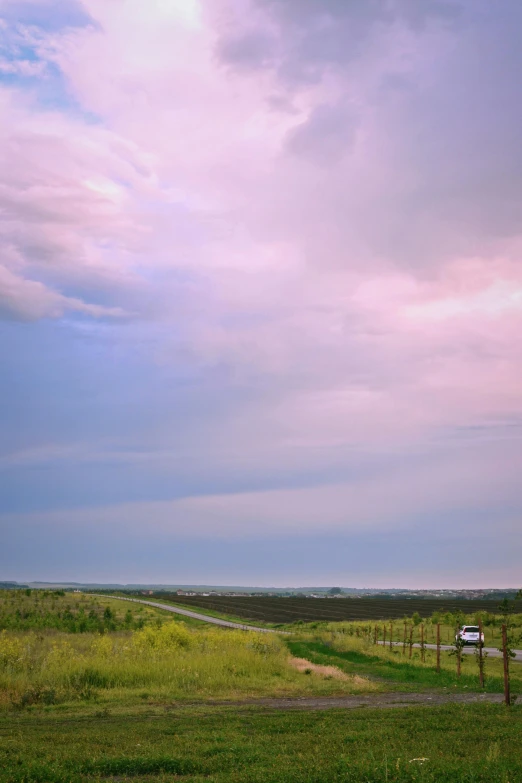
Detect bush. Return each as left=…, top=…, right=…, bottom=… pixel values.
left=0, top=632, right=27, bottom=669
left=132, top=622, right=193, bottom=651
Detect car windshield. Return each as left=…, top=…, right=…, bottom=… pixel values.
left=463, top=627, right=480, bottom=633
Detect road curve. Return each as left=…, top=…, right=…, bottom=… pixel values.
left=89, top=594, right=287, bottom=633
left=88, top=596, right=521, bottom=658
left=377, top=640, right=522, bottom=662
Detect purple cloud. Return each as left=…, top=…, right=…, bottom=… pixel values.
left=0, top=0, right=521, bottom=585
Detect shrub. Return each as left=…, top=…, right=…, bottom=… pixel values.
left=132, top=622, right=193, bottom=651
left=0, top=632, right=27, bottom=670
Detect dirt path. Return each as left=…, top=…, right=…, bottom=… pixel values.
left=187, top=691, right=507, bottom=712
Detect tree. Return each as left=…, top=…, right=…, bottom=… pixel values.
left=450, top=633, right=465, bottom=677
left=328, top=587, right=343, bottom=595
left=412, top=612, right=422, bottom=626
left=498, top=589, right=522, bottom=619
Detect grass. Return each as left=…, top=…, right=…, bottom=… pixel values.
left=1, top=702, right=521, bottom=782
left=323, top=622, right=522, bottom=691
left=0, top=591, right=181, bottom=633
left=3, top=594, right=518, bottom=708
left=286, top=638, right=522, bottom=694
left=1, top=598, right=522, bottom=781
left=0, top=622, right=375, bottom=711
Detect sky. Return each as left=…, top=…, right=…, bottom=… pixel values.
left=1, top=0, right=521, bottom=588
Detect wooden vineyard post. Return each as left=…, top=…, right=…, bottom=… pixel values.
left=389, top=623, right=393, bottom=650
left=383, top=625, right=386, bottom=646
left=454, top=628, right=464, bottom=678
left=477, top=620, right=485, bottom=688
left=402, top=622, right=407, bottom=654
left=408, top=625, right=413, bottom=658
left=374, top=625, right=378, bottom=645
left=436, top=623, right=441, bottom=673
left=502, top=624, right=511, bottom=706
left=420, top=624, right=425, bottom=663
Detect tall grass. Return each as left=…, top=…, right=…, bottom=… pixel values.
left=0, top=622, right=372, bottom=709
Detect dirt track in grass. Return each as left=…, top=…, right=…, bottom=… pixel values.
left=160, top=691, right=507, bottom=712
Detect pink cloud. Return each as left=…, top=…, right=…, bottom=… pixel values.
left=1, top=0, right=521, bottom=490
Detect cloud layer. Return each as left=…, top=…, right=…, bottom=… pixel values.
left=1, top=0, right=521, bottom=585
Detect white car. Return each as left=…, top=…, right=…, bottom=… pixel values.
left=455, top=625, right=485, bottom=645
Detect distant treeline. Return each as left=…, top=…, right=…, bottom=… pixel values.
left=0, top=583, right=29, bottom=590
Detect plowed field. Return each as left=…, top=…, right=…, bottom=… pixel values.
left=153, top=594, right=521, bottom=624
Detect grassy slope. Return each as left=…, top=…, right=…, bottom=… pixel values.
left=286, top=639, right=522, bottom=695
left=1, top=703, right=521, bottom=782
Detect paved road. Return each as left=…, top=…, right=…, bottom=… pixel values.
left=377, top=640, right=522, bottom=662
left=90, top=594, right=285, bottom=633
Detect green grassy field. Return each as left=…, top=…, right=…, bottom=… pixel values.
left=319, top=621, right=522, bottom=688
left=1, top=703, right=521, bottom=782
left=2, top=593, right=517, bottom=711
left=1, top=592, right=521, bottom=782
left=0, top=591, right=183, bottom=633
left=0, top=616, right=376, bottom=712
left=287, top=637, right=522, bottom=694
